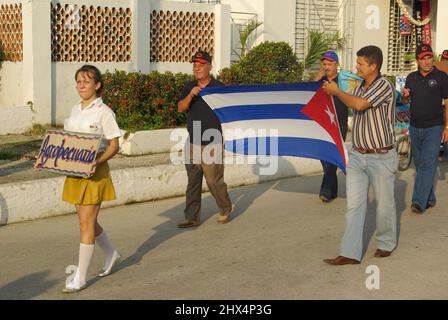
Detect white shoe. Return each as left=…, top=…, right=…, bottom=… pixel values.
left=98, top=251, right=122, bottom=277
left=62, top=280, right=87, bottom=293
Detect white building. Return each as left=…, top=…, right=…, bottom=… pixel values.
left=1, top=0, right=447, bottom=134
left=220, top=0, right=447, bottom=75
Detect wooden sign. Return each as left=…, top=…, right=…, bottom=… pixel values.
left=35, top=130, right=102, bottom=178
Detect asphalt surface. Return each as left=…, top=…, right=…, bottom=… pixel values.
left=0, top=160, right=447, bottom=300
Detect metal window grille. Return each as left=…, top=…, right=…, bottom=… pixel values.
left=387, top=0, right=417, bottom=74
left=294, top=0, right=339, bottom=61
left=230, top=12, right=258, bottom=63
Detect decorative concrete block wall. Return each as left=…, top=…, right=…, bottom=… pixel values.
left=150, top=10, right=215, bottom=63
left=0, top=2, right=23, bottom=62
left=0, top=0, right=231, bottom=134
left=51, top=3, right=133, bottom=62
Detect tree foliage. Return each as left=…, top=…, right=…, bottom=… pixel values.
left=219, top=41, right=303, bottom=85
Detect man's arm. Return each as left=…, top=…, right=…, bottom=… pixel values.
left=178, top=86, right=201, bottom=112
left=323, top=80, right=370, bottom=111
left=401, top=88, right=410, bottom=104
left=178, top=94, right=193, bottom=112
left=441, top=73, right=448, bottom=142
left=443, top=99, right=448, bottom=142
left=401, top=76, right=411, bottom=104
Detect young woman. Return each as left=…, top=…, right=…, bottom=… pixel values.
left=61, top=65, right=122, bottom=292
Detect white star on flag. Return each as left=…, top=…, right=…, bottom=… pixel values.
left=325, top=106, right=336, bottom=126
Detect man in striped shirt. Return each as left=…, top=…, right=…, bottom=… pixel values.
left=322, top=46, right=398, bottom=265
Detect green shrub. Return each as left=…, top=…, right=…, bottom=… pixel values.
left=102, top=70, right=194, bottom=131
left=303, top=30, right=345, bottom=74
left=385, top=75, right=396, bottom=87
left=218, top=41, right=303, bottom=85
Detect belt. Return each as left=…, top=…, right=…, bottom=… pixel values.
left=353, top=145, right=394, bottom=154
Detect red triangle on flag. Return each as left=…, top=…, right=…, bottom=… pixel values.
left=301, top=87, right=347, bottom=167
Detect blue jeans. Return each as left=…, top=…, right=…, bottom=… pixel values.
left=409, top=125, right=444, bottom=210
left=340, top=148, right=398, bottom=261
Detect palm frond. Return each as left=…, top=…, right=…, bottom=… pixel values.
left=303, top=29, right=345, bottom=70
left=239, top=18, right=263, bottom=58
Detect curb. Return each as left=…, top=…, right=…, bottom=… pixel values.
left=0, top=156, right=323, bottom=225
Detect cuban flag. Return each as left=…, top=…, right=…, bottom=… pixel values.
left=200, top=82, right=348, bottom=173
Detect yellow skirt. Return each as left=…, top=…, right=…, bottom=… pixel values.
left=62, top=161, right=116, bottom=205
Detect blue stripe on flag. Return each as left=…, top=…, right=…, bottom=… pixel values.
left=200, top=82, right=322, bottom=96
left=214, top=104, right=309, bottom=123
left=225, top=137, right=346, bottom=174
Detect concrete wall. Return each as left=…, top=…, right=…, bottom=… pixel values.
left=223, top=0, right=296, bottom=56
left=0, top=155, right=323, bottom=225
left=151, top=1, right=231, bottom=74
left=435, top=0, right=448, bottom=55
left=0, top=106, right=33, bottom=135
left=52, top=62, right=136, bottom=125
left=0, top=0, right=231, bottom=134
left=0, top=62, right=31, bottom=134
left=0, top=62, right=23, bottom=107
left=263, top=0, right=295, bottom=48
left=351, top=0, right=390, bottom=75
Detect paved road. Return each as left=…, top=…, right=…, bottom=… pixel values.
left=0, top=161, right=447, bottom=300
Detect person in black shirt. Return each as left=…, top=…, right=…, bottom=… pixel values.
left=440, top=50, right=448, bottom=157
left=402, top=45, right=448, bottom=213
left=314, top=50, right=348, bottom=202
left=176, top=50, right=232, bottom=228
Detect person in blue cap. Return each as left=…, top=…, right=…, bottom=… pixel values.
left=314, top=50, right=348, bottom=202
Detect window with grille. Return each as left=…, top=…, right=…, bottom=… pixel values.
left=294, top=0, right=339, bottom=61
left=387, top=0, right=417, bottom=74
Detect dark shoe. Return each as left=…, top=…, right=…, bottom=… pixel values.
left=177, top=220, right=201, bottom=228
left=411, top=203, right=425, bottom=214
left=374, top=249, right=392, bottom=258
left=426, top=203, right=435, bottom=209
left=319, top=195, right=331, bottom=203
left=323, top=255, right=360, bottom=265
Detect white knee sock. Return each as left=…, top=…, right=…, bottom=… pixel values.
left=96, top=231, right=117, bottom=270
left=76, top=243, right=95, bottom=287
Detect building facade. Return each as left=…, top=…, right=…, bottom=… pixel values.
left=1, top=0, right=447, bottom=133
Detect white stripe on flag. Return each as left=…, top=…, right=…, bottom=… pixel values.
left=203, top=91, right=316, bottom=110
left=221, top=119, right=333, bottom=143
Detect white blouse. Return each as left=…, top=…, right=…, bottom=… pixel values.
left=64, top=97, right=122, bottom=153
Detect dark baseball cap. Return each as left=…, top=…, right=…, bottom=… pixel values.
left=190, top=50, right=212, bottom=64
left=320, top=50, right=339, bottom=63
left=416, top=44, right=433, bottom=59
left=442, top=49, right=448, bottom=60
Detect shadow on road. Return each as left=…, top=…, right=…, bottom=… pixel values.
left=0, top=271, right=58, bottom=300
left=111, top=175, right=274, bottom=275
left=273, top=165, right=410, bottom=260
